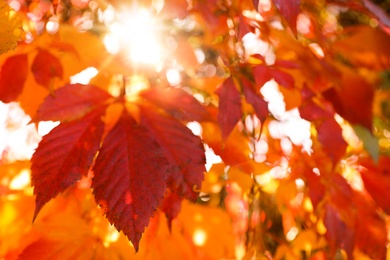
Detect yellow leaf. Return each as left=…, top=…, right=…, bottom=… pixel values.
left=0, top=2, right=24, bottom=55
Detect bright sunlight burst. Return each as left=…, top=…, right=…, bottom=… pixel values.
left=103, top=7, right=163, bottom=66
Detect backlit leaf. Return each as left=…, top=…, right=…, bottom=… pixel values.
left=34, top=84, right=112, bottom=123
left=140, top=87, right=211, bottom=122
left=139, top=106, right=205, bottom=201
left=0, top=2, right=24, bottom=54
left=316, top=118, right=347, bottom=164
left=354, top=191, right=387, bottom=260
left=31, top=49, right=63, bottom=90
left=161, top=192, right=182, bottom=231
left=31, top=110, right=105, bottom=221
left=253, top=65, right=295, bottom=89
left=0, top=54, right=28, bottom=103
left=242, top=78, right=269, bottom=124
left=273, top=0, right=300, bottom=34
left=323, top=204, right=355, bottom=259
left=334, top=26, right=390, bottom=70
left=215, top=78, right=242, bottom=140
left=92, top=109, right=169, bottom=251
left=324, top=68, right=374, bottom=130
left=359, top=156, right=390, bottom=214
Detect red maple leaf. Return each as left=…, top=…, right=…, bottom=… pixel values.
left=216, top=77, right=242, bottom=140
left=92, top=109, right=169, bottom=251
left=31, top=110, right=105, bottom=220
left=0, top=54, right=28, bottom=103
left=31, top=49, right=63, bottom=89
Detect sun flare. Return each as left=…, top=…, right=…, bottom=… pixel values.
left=103, top=7, right=163, bottom=66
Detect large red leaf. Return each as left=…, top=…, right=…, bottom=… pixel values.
left=215, top=77, right=242, bottom=140
left=0, top=54, right=28, bottom=103
left=316, top=118, right=347, bottom=164
left=92, top=109, right=169, bottom=251
left=31, top=110, right=105, bottom=220
left=140, top=106, right=205, bottom=201
left=34, top=84, right=112, bottom=122
left=359, top=156, right=390, bottom=214
left=140, top=87, right=211, bottom=122
left=273, top=0, right=300, bottom=34
left=31, top=49, right=63, bottom=89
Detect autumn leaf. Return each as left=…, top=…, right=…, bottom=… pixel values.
left=354, top=191, right=387, bottom=260
left=323, top=204, right=355, bottom=259
left=216, top=77, right=242, bottom=140
left=31, top=110, right=105, bottom=221
left=273, top=0, right=300, bottom=34
left=299, top=98, right=333, bottom=121
left=242, top=78, right=269, bottom=125
left=324, top=68, right=374, bottom=130
left=31, top=49, right=64, bottom=90
left=34, top=83, right=112, bottom=123
left=92, top=109, right=169, bottom=251
left=0, top=54, right=28, bottom=103
left=140, top=87, right=211, bottom=122
left=139, top=106, right=205, bottom=201
left=0, top=2, right=24, bottom=54
left=161, top=191, right=182, bottom=230
left=334, top=26, right=390, bottom=70
left=253, top=65, right=295, bottom=90
left=359, top=156, right=390, bottom=214
left=316, top=118, right=347, bottom=164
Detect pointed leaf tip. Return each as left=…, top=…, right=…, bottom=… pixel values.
left=31, top=110, right=105, bottom=221
left=216, top=77, right=242, bottom=140
left=92, top=109, right=169, bottom=250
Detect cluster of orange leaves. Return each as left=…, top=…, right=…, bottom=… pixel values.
left=1, top=0, right=390, bottom=259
